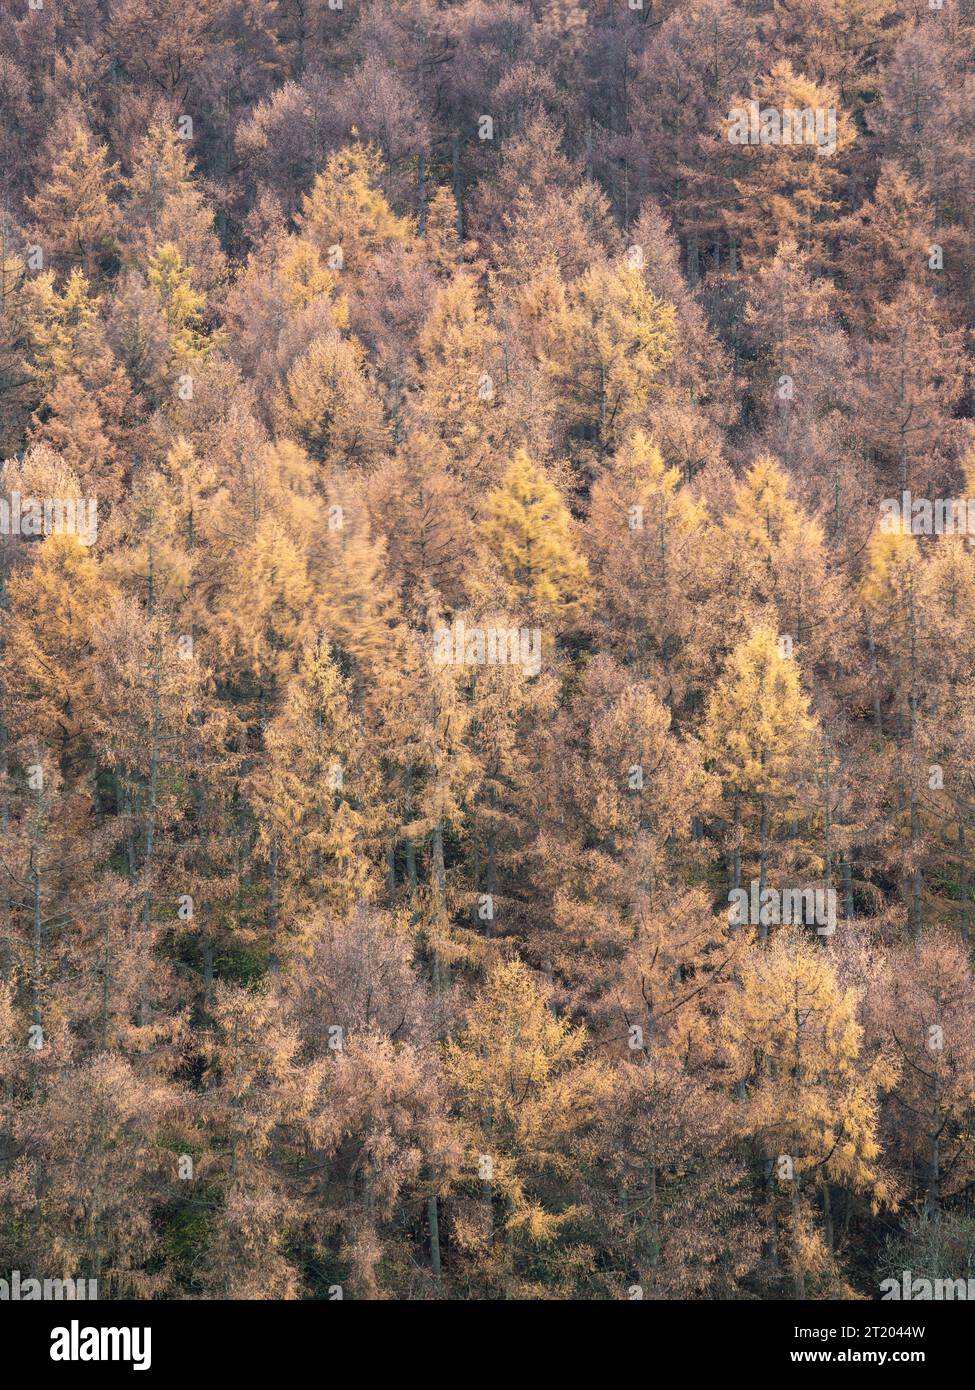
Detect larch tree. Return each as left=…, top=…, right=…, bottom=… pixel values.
left=123, top=120, right=226, bottom=301
left=273, top=334, right=387, bottom=469
left=870, top=932, right=975, bottom=1219
left=586, top=429, right=718, bottom=708
left=724, top=63, right=856, bottom=271
left=723, top=928, right=899, bottom=1297
left=247, top=633, right=380, bottom=954
left=26, top=116, right=119, bottom=278
left=481, top=449, right=590, bottom=629
left=565, top=258, right=675, bottom=462
left=702, top=623, right=820, bottom=935
left=297, top=144, right=413, bottom=283
left=445, top=957, right=611, bottom=1299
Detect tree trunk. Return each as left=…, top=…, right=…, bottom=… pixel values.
left=959, top=819, right=969, bottom=944
left=428, top=1193, right=442, bottom=1295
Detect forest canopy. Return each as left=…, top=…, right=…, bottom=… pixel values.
left=1, top=0, right=975, bottom=1304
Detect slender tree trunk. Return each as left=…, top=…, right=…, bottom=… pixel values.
left=959, top=819, right=970, bottom=944
left=430, top=817, right=447, bottom=998
left=925, top=1126, right=940, bottom=1219
left=823, top=1183, right=833, bottom=1252
left=418, top=152, right=428, bottom=233
left=841, top=855, right=855, bottom=921
left=791, top=1182, right=807, bottom=1297
left=428, top=1193, right=442, bottom=1295
left=267, top=835, right=280, bottom=974
left=138, top=632, right=162, bottom=1027
left=758, top=786, right=769, bottom=944
left=867, top=617, right=883, bottom=736
left=909, top=580, right=922, bottom=935
left=452, top=130, right=463, bottom=239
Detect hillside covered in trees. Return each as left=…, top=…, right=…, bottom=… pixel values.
left=2, top=0, right=975, bottom=1302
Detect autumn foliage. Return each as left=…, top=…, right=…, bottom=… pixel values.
left=1, top=0, right=975, bottom=1302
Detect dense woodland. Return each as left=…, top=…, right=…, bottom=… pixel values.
left=2, top=0, right=975, bottom=1301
